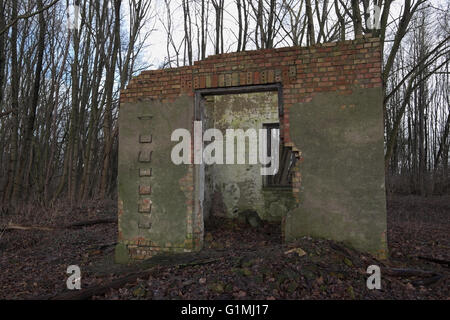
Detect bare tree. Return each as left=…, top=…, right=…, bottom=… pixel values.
left=212, top=0, right=224, bottom=54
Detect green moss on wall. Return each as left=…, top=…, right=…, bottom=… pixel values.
left=118, top=97, right=194, bottom=251
left=286, top=87, right=388, bottom=258
left=203, top=92, right=294, bottom=221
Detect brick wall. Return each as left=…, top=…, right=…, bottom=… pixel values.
left=121, top=35, right=381, bottom=106
left=121, top=34, right=381, bottom=147
left=118, top=34, right=383, bottom=260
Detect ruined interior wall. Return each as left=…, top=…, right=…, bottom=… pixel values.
left=117, top=34, right=387, bottom=261
left=203, top=92, right=295, bottom=222
left=115, top=97, right=196, bottom=262
left=286, top=86, right=387, bottom=257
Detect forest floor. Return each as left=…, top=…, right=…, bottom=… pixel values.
left=0, top=195, right=448, bottom=300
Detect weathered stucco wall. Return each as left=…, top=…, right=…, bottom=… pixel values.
left=117, top=34, right=387, bottom=261
left=285, top=86, right=387, bottom=257
left=116, top=97, right=197, bottom=263
left=203, top=92, right=295, bottom=221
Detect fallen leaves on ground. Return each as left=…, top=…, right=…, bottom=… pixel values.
left=0, top=196, right=448, bottom=300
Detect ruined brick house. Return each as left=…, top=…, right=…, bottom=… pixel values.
left=115, top=35, right=388, bottom=263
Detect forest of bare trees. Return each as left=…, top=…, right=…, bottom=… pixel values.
left=0, top=0, right=448, bottom=208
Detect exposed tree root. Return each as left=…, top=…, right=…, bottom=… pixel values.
left=33, top=258, right=221, bottom=300
left=2, top=218, right=116, bottom=232
left=385, top=267, right=444, bottom=286
left=417, top=256, right=450, bottom=267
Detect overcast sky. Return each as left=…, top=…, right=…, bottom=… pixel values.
left=127, top=0, right=448, bottom=70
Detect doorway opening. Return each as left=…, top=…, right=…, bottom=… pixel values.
left=194, top=84, right=297, bottom=249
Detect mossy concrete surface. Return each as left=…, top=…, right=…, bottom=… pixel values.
left=116, top=96, right=194, bottom=262
left=203, top=92, right=295, bottom=221
left=286, top=87, right=388, bottom=258
left=114, top=242, right=130, bottom=264
left=116, top=87, right=387, bottom=260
